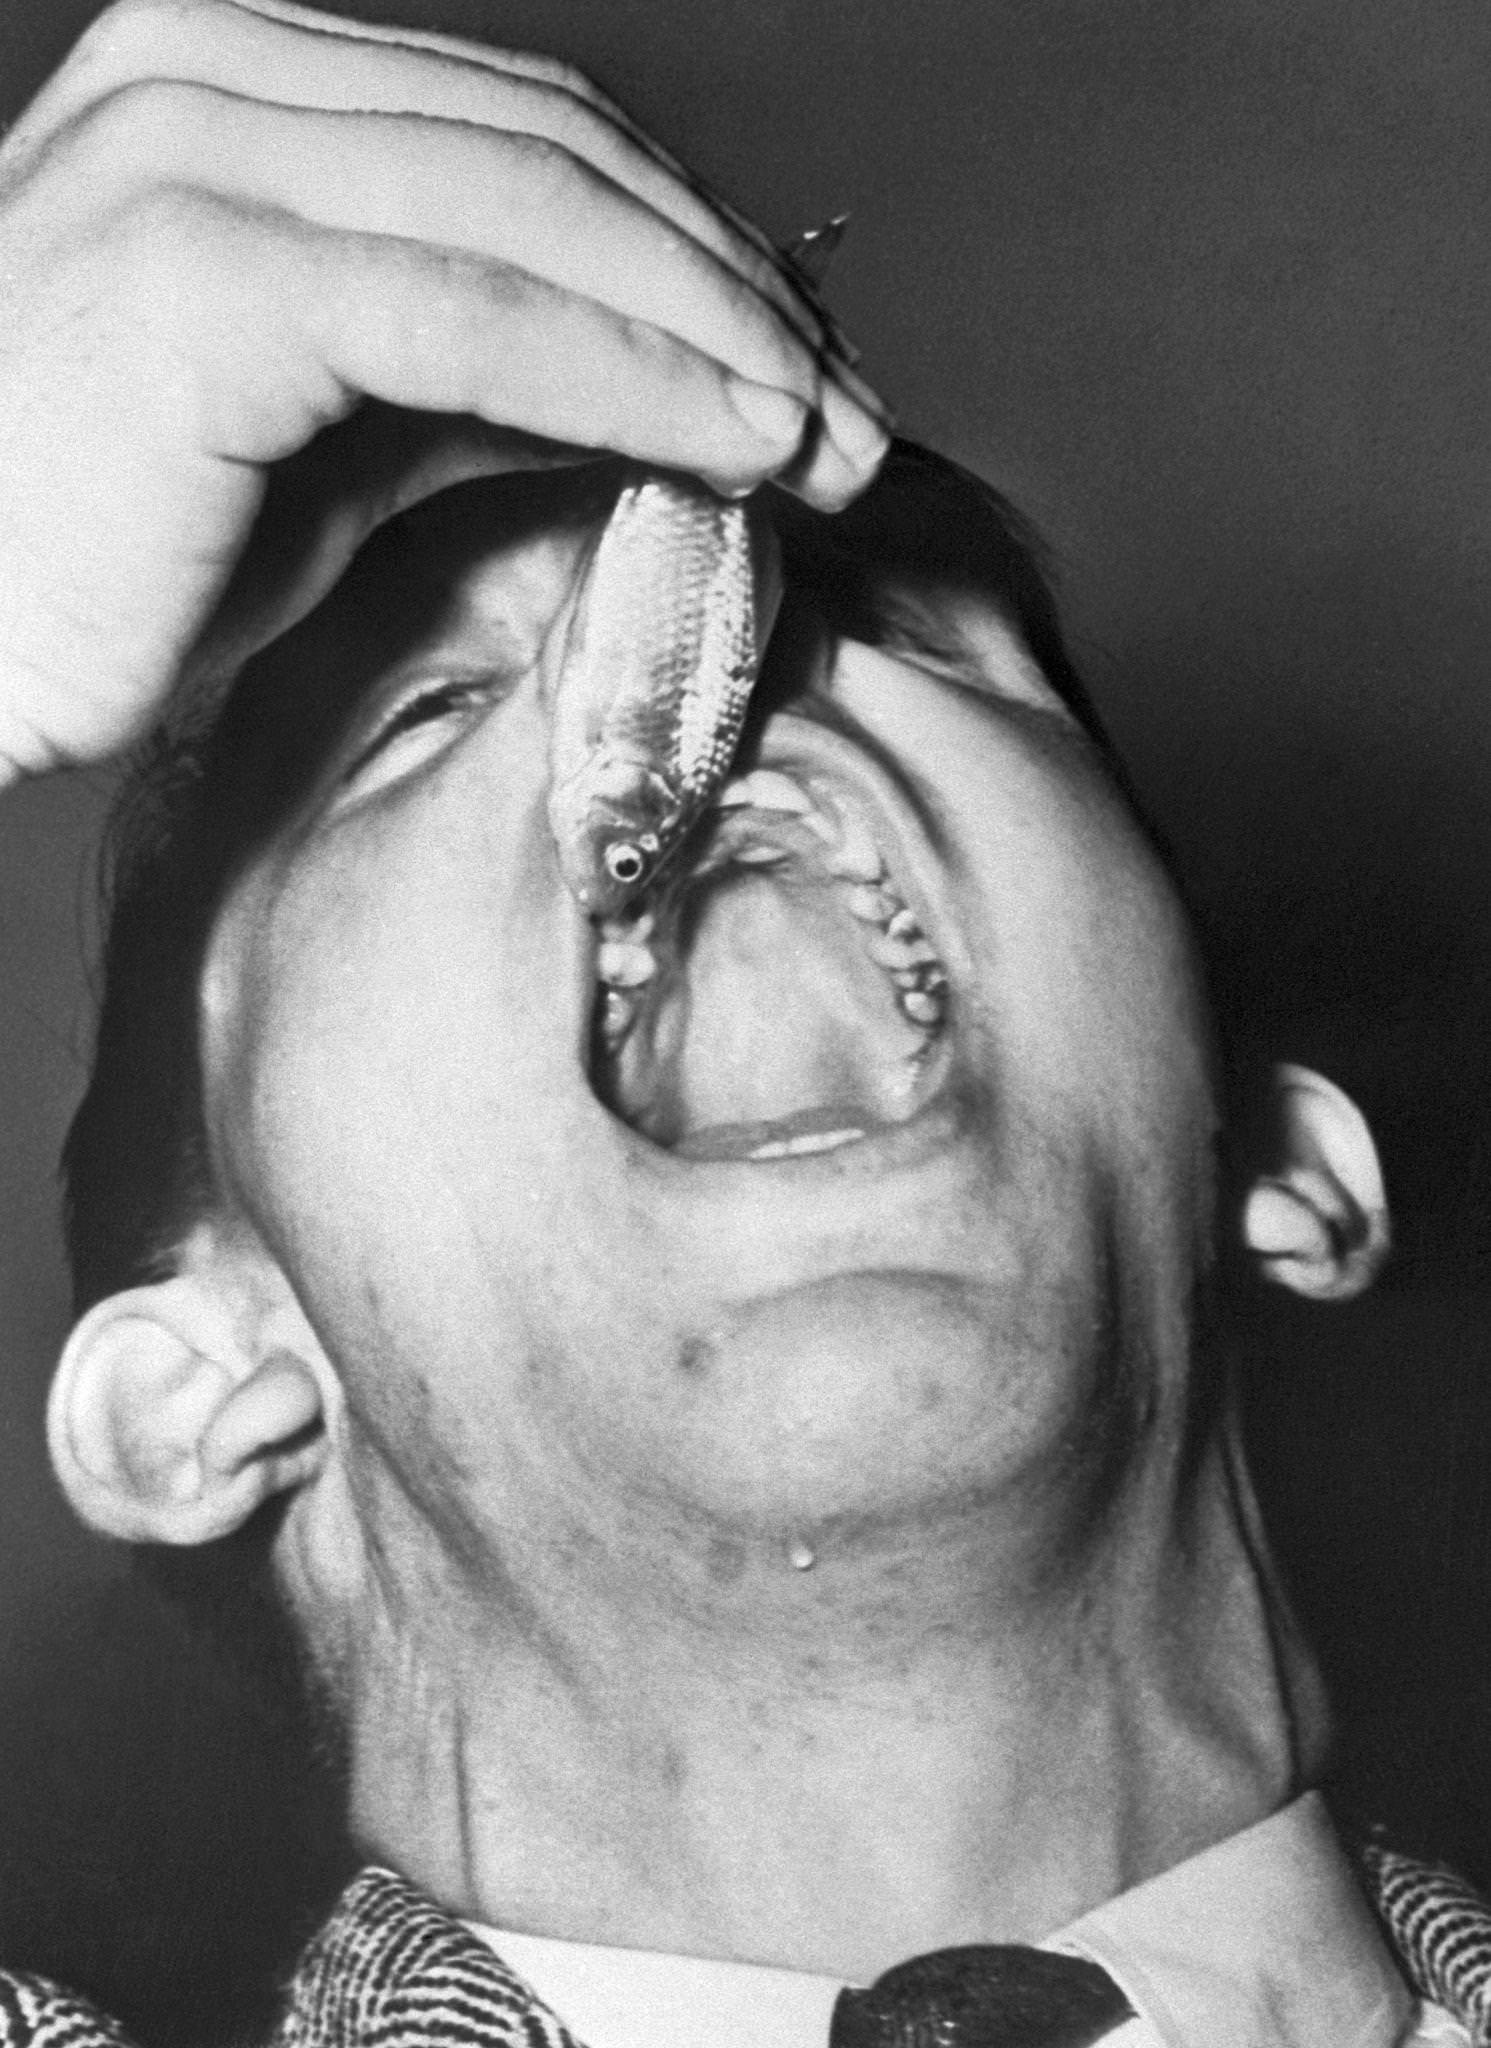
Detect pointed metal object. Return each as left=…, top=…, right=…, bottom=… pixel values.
left=785, top=212, right=851, bottom=286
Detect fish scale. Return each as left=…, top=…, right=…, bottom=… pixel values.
left=547, top=475, right=770, bottom=919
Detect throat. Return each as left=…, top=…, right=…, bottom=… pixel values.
left=349, top=1495, right=1282, bottom=1977
left=589, top=818, right=949, bottom=1159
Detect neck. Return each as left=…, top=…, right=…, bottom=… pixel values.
left=327, top=1412, right=1325, bottom=1978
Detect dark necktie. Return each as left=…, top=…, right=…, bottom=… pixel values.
left=829, top=1944, right=1135, bottom=2048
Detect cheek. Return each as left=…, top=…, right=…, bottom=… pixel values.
left=203, top=735, right=568, bottom=1196
left=195, top=787, right=646, bottom=1456
left=1047, top=824, right=1218, bottom=1255
left=201, top=816, right=518, bottom=1318
left=960, top=747, right=1215, bottom=1152
left=201, top=885, right=538, bottom=1502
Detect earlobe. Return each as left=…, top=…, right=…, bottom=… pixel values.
left=1240, top=1063, right=1391, bottom=1302
left=48, top=1278, right=326, bottom=1544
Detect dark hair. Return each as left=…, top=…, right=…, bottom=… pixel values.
left=60, top=438, right=1115, bottom=1321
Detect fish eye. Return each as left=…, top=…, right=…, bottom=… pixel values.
left=604, top=842, right=648, bottom=886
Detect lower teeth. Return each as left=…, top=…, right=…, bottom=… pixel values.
left=601, top=987, right=636, bottom=1047
left=900, top=990, right=943, bottom=1027
left=746, top=1125, right=866, bottom=1160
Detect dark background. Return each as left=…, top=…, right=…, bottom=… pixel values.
left=3, top=0, right=1491, bottom=2037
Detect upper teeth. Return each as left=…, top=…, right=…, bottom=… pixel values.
left=593, top=769, right=949, bottom=1046
left=596, top=938, right=656, bottom=987
left=845, top=884, right=898, bottom=923
left=817, top=807, right=883, bottom=883
left=715, top=770, right=813, bottom=815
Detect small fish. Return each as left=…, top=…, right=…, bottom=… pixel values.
left=548, top=476, right=777, bottom=918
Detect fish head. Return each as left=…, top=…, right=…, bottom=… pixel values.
left=552, top=755, right=680, bottom=916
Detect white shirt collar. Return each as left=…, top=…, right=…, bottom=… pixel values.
left=470, top=1793, right=1416, bottom=2048
left=1050, top=1792, right=1414, bottom=2048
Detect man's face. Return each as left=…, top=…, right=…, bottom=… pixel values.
left=200, top=480, right=1218, bottom=1591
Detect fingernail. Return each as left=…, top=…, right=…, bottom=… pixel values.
left=729, top=378, right=809, bottom=449
left=809, top=295, right=866, bottom=373
left=830, top=357, right=895, bottom=428
left=774, top=412, right=861, bottom=511
left=794, top=290, right=863, bottom=372
left=820, top=379, right=894, bottom=471
left=698, top=473, right=758, bottom=500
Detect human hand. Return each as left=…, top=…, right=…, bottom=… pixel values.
left=0, top=0, right=890, bottom=781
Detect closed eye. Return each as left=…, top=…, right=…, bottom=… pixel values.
left=341, top=673, right=508, bottom=792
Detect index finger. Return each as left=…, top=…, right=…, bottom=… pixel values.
left=237, top=0, right=858, bottom=359
left=14, top=0, right=868, bottom=401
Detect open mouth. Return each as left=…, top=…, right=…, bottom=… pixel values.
left=587, top=767, right=952, bottom=1162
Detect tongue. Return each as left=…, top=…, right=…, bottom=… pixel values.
left=604, top=868, right=929, bottom=1153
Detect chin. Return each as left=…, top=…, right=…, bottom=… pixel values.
left=628, top=1258, right=1114, bottom=1546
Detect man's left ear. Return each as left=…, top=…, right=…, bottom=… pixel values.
left=1240, top=1063, right=1391, bottom=1301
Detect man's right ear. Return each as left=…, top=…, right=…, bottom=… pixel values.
left=48, top=1277, right=328, bottom=1545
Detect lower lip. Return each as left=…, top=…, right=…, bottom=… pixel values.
left=619, top=1036, right=970, bottom=1179
left=671, top=1114, right=869, bottom=1163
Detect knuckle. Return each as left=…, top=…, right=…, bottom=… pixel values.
left=73, top=76, right=214, bottom=183
left=71, top=0, right=197, bottom=80
left=93, top=182, right=266, bottom=423
left=507, top=131, right=588, bottom=209
left=525, top=80, right=609, bottom=160
left=107, top=179, right=233, bottom=294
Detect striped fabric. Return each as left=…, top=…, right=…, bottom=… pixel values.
left=1362, top=1843, right=1491, bottom=2044
left=272, top=1868, right=583, bottom=2048
left=0, top=1971, right=137, bottom=2048
left=3, top=1843, right=1491, bottom=2046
